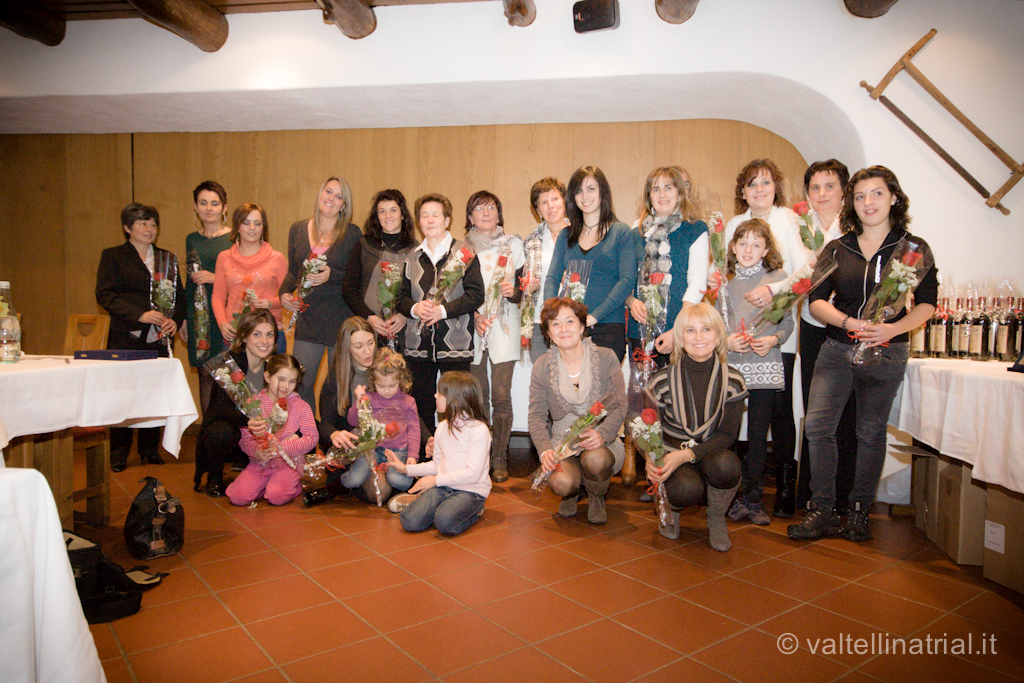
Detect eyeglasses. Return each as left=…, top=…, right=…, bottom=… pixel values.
left=472, top=204, right=497, bottom=213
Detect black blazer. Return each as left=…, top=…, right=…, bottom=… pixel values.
left=95, top=241, right=185, bottom=351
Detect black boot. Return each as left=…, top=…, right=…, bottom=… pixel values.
left=110, top=448, right=129, bottom=473
left=205, top=474, right=226, bottom=498
left=773, top=462, right=796, bottom=518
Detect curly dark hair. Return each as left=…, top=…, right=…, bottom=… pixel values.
left=539, top=297, right=588, bottom=346
left=803, top=159, right=849, bottom=193
left=726, top=219, right=784, bottom=274
left=363, top=189, right=415, bottom=245
left=840, top=166, right=911, bottom=235
left=733, top=159, right=786, bottom=215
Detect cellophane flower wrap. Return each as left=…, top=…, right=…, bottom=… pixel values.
left=413, top=244, right=475, bottom=334
left=302, top=395, right=400, bottom=506
left=480, top=251, right=513, bottom=352
left=741, top=252, right=838, bottom=341
left=187, top=248, right=212, bottom=362
left=377, top=260, right=403, bottom=349
left=518, top=271, right=536, bottom=358
left=557, top=259, right=592, bottom=304
left=703, top=210, right=734, bottom=330
left=231, top=288, right=258, bottom=334
left=628, top=409, right=672, bottom=528
left=852, top=237, right=934, bottom=365
left=285, top=252, right=328, bottom=335
left=204, top=351, right=295, bottom=470
left=531, top=400, right=608, bottom=492
left=150, top=251, right=178, bottom=357
left=793, top=201, right=824, bottom=253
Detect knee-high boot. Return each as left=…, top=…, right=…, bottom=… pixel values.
left=706, top=482, right=741, bottom=552
left=773, top=461, right=797, bottom=518
left=620, top=435, right=637, bottom=486
left=583, top=477, right=610, bottom=524
left=490, top=414, right=511, bottom=483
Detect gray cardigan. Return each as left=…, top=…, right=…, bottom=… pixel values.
left=722, top=265, right=794, bottom=391
left=528, top=341, right=627, bottom=454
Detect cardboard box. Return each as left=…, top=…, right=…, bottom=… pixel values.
left=935, top=459, right=987, bottom=566
left=913, top=453, right=950, bottom=542
left=984, top=485, right=1024, bottom=595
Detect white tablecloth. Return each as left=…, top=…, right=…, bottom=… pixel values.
left=0, top=356, right=197, bottom=459
left=890, top=358, right=1024, bottom=494
left=0, top=468, right=106, bottom=683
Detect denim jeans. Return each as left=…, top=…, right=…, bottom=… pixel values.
left=339, top=447, right=414, bottom=492
left=291, top=339, right=335, bottom=413
left=400, top=485, right=486, bottom=536
left=805, top=339, right=909, bottom=510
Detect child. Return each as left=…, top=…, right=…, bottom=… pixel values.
left=385, top=371, right=491, bottom=536
left=227, top=354, right=318, bottom=506
left=720, top=219, right=794, bottom=526
left=343, top=348, right=420, bottom=502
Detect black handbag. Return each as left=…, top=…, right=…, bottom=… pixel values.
left=66, top=531, right=166, bottom=623
left=124, top=476, right=185, bottom=559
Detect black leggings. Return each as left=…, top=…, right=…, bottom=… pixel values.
left=663, top=449, right=741, bottom=509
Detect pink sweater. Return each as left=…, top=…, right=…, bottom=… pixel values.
left=406, top=418, right=491, bottom=498
left=240, top=391, right=318, bottom=462
left=212, top=242, right=289, bottom=327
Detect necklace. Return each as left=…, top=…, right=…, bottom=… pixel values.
left=567, top=370, right=581, bottom=378
left=317, top=230, right=332, bottom=246
left=583, top=223, right=598, bottom=234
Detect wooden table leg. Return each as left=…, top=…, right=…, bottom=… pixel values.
left=23, top=430, right=74, bottom=529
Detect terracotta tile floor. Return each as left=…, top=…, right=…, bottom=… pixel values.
left=75, top=438, right=1024, bottom=683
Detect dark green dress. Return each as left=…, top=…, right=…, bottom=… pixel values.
left=184, top=231, right=233, bottom=367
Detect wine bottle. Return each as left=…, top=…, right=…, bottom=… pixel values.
left=930, top=297, right=950, bottom=358
left=969, top=296, right=990, bottom=360
left=909, top=300, right=928, bottom=358
left=994, top=296, right=1016, bottom=362
left=952, top=297, right=967, bottom=359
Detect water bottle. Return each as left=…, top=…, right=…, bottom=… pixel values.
left=0, top=281, right=21, bottom=363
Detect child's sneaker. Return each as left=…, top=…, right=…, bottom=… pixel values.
left=746, top=501, right=771, bottom=526
left=388, top=493, right=417, bottom=514
left=727, top=498, right=749, bottom=522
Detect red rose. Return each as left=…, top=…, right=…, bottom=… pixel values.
left=385, top=422, right=401, bottom=437
left=791, top=278, right=812, bottom=296
left=713, top=219, right=725, bottom=234
left=380, top=261, right=392, bottom=274
left=277, top=398, right=288, bottom=409
left=589, top=401, right=604, bottom=416
left=570, top=272, right=581, bottom=283
left=519, top=274, right=532, bottom=291
left=229, top=370, right=245, bottom=383
left=497, top=255, right=508, bottom=268
left=153, top=272, right=164, bottom=281
left=521, top=335, right=530, bottom=348
left=196, top=340, right=210, bottom=350
left=641, top=408, right=658, bottom=425
left=902, top=251, right=923, bottom=268
left=460, top=247, right=474, bottom=264
left=649, top=272, right=665, bottom=285
left=793, top=201, right=810, bottom=217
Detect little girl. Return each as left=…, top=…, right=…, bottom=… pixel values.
left=227, top=354, right=318, bottom=506
left=719, top=219, right=794, bottom=526
left=343, top=348, right=420, bottom=503
left=385, top=371, right=491, bottom=536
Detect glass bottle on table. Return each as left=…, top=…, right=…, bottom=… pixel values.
left=0, top=281, right=21, bottom=363
left=969, top=296, right=990, bottom=361
left=951, top=296, right=966, bottom=359
left=909, top=301, right=928, bottom=359
left=929, top=297, right=950, bottom=359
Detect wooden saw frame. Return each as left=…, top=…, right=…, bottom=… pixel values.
left=860, top=29, right=1021, bottom=215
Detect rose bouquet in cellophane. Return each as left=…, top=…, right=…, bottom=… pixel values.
left=531, top=400, right=608, bottom=493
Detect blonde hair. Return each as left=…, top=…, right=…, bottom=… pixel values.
left=671, top=303, right=728, bottom=364
left=313, top=176, right=354, bottom=247
left=332, top=316, right=374, bottom=415
left=366, top=348, right=412, bottom=393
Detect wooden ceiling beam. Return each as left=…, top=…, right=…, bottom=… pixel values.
left=845, top=0, right=900, bottom=18
left=655, top=0, right=700, bottom=24
left=502, top=0, right=535, bottom=27
left=126, top=0, right=228, bottom=51
left=318, top=0, right=376, bottom=39
left=0, top=0, right=66, bottom=46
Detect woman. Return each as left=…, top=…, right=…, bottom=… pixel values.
left=211, top=203, right=288, bottom=348
left=303, top=317, right=378, bottom=507
left=789, top=166, right=937, bottom=543
left=721, top=159, right=811, bottom=514
left=398, top=193, right=485, bottom=434
left=544, top=165, right=637, bottom=362
left=343, top=189, right=416, bottom=347
left=644, top=303, right=747, bottom=551
left=465, top=190, right=525, bottom=483
left=192, top=308, right=278, bottom=496
left=529, top=297, right=627, bottom=524
left=280, top=177, right=362, bottom=411
left=522, top=177, right=569, bottom=362
left=793, top=159, right=857, bottom=518
left=183, top=180, right=232, bottom=413
left=96, top=202, right=185, bottom=472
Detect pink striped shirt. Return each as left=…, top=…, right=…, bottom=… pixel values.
left=240, top=391, right=318, bottom=461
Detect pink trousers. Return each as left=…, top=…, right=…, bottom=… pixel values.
left=226, top=460, right=302, bottom=506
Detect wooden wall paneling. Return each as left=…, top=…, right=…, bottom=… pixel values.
left=572, top=121, right=657, bottom=227
left=415, top=125, right=497, bottom=239
left=493, top=123, right=575, bottom=237
left=63, top=133, right=133, bottom=320
left=0, top=135, right=68, bottom=355
left=343, top=127, right=419, bottom=226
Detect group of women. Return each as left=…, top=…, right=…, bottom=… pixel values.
left=96, top=157, right=937, bottom=549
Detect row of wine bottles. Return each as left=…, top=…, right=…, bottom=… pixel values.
left=910, top=296, right=1023, bottom=361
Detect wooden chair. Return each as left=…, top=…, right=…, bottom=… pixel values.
left=64, top=314, right=112, bottom=527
